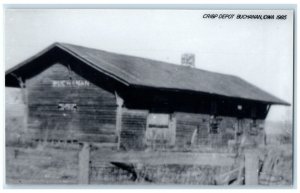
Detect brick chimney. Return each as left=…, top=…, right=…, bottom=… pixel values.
left=181, top=53, right=195, bottom=68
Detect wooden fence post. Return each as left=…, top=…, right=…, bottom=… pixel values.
left=245, top=151, right=259, bottom=185
left=115, top=92, right=124, bottom=150
left=78, top=142, right=90, bottom=184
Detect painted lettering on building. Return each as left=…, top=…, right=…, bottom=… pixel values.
left=58, top=103, right=78, bottom=111
left=52, top=80, right=90, bottom=88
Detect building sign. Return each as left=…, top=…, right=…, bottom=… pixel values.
left=52, top=80, right=90, bottom=88
left=58, top=103, right=78, bottom=111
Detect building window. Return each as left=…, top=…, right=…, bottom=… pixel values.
left=209, top=116, right=222, bottom=134
left=249, top=119, right=259, bottom=135
left=146, top=113, right=175, bottom=147
left=147, top=113, right=170, bottom=129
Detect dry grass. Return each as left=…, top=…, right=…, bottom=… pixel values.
left=258, top=144, right=293, bottom=185
left=5, top=111, right=293, bottom=185
left=6, top=144, right=80, bottom=184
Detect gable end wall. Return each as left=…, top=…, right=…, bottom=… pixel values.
left=26, top=63, right=118, bottom=144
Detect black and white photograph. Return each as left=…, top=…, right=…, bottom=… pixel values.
left=4, top=8, right=294, bottom=186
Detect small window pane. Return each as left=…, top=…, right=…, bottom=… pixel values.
left=147, top=113, right=170, bottom=128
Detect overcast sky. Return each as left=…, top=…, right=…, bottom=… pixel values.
left=5, top=9, right=293, bottom=122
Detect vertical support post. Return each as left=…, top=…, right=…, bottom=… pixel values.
left=169, top=114, right=176, bottom=146
left=236, top=119, right=244, bottom=154
left=245, top=151, right=259, bottom=185
left=21, top=79, right=28, bottom=137
left=11, top=73, right=27, bottom=103
left=12, top=74, right=28, bottom=142
left=78, top=142, right=90, bottom=184
left=191, top=128, right=197, bottom=146
left=115, top=92, right=124, bottom=150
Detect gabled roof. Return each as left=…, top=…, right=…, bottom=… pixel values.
left=5, top=42, right=290, bottom=105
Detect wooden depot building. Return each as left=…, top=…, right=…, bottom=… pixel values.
left=5, top=42, right=290, bottom=151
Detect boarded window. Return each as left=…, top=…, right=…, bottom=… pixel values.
left=209, top=116, right=222, bottom=134
left=249, top=119, right=259, bottom=135
left=146, top=113, right=176, bottom=147
left=147, top=114, right=169, bottom=129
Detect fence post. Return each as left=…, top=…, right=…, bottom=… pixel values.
left=78, top=142, right=90, bottom=184
left=245, top=150, right=259, bottom=185
left=115, top=92, right=124, bottom=150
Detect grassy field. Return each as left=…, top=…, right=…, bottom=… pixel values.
left=5, top=105, right=294, bottom=185
left=258, top=144, right=293, bottom=185
left=6, top=145, right=80, bottom=184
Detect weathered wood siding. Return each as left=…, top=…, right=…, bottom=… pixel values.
left=22, top=61, right=266, bottom=149
left=175, top=112, right=265, bottom=149
left=239, top=118, right=265, bottom=147
left=26, top=63, right=118, bottom=144
left=120, top=108, right=148, bottom=150
left=175, top=113, right=210, bottom=147
left=214, top=116, right=237, bottom=147
left=118, top=108, right=265, bottom=150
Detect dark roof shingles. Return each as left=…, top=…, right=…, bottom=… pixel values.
left=5, top=42, right=289, bottom=105
left=59, top=43, right=289, bottom=105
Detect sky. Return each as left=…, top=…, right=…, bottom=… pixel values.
left=5, top=9, right=294, bottom=123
